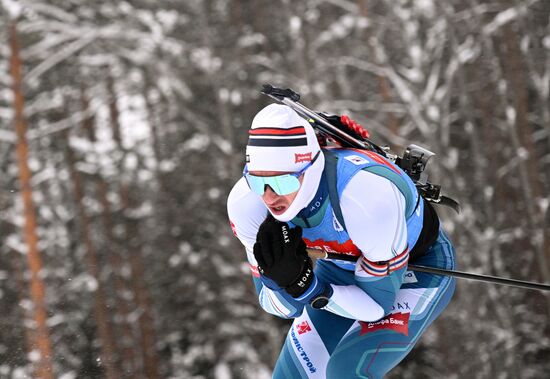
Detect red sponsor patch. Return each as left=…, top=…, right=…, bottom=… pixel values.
left=296, top=321, right=312, bottom=335
left=230, top=221, right=237, bottom=237
left=303, top=238, right=361, bottom=257
left=359, top=312, right=410, bottom=336
left=249, top=264, right=260, bottom=278
left=295, top=152, right=313, bottom=163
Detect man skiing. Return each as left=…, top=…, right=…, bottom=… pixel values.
left=227, top=103, right=456, bottom=378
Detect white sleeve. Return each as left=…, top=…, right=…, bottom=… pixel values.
left=324, top=284, right=385, bottom=321
left=340, top=170, right=408, bottom=261
left=318, top=170, right=408, bottom=322
left=227, top=177, right=267, bottom=265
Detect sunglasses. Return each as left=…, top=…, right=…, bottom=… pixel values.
left=243, top=152, right=320, bottom=196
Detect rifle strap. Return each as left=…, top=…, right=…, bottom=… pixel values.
left=324, top=150, right=347, bottom=231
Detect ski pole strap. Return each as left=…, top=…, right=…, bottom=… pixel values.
left=305, top=249, right=550, bottom=292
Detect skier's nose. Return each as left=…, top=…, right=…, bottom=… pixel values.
left=262, top=185, right=279, bottom=202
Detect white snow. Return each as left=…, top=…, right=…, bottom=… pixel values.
left=230, top=90, right=242, bottom=105
left=26, top=3, right=78, bottom=23
left=156, top=9, right=180, bottom=31
left=119, top=93, right=151, bottom=149
left=409, top=45, right=422, bottom=67
left=208, top=187, right=221, bottom=200
left=190, top=47, right=222, bottom=74
left=46, top=314, right=65, bottom=327
left=25, top=31, right=99, bottom=83
left=505, top=106, right=516, bottom=123
left=68, top=273, right=99, bottom=292
left=0, top=128, right=16, bottom=143
left=238, top=33, right=266, bottom=48
left=214, top=363, right=231, bottom=379
left=289, top=16, right=302, bottom=34
left=483, top=8, right=519, bottom=35
left=58, top=372, right=77, bottom=379
left=457, top=37, right=478, bottom=63
left=414, top=0, right=435, bottom=18
left=213, top=136, right=232, bottom=154
left=6, top=234, right=27, bottom=254
left=219, top=88, right=230, bottom=102
left=218, top=235, right=230, bottom=247
left=159, top=160, right=176, bottom=172
left=1, top=0, right=22, bottom=18
left=125, top=200, right=153, bottom=219
left=426, top=105, right=440, bottom=121
left=28, top=349, right=41, bottom=362
left=12, top=367, right=30, bottom=379
left=182, top=133, right=210, bottom=151
left=443, top=147, right=459, bottom=170
left=0, top=366, right=9, bottom=376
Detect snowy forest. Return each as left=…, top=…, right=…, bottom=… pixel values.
left=0, top=0, right=549, bottom=378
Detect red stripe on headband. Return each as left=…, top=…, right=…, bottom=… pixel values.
left=249, top=127, right=306, bottom=136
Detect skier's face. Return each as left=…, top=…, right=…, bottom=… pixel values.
left=250, top=171, right=304, bottom=216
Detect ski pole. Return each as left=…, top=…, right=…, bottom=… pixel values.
left=306, top=249, right=550, bottom=292
left=406, top=264, right=550, bottom=291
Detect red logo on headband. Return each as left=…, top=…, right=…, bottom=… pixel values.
left=295, top=152, right=312, bottom=163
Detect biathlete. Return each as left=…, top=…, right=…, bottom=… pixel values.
left=227, top=104, right=456, bottom=378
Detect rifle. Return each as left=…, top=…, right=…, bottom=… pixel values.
left=261, top=84, right=550, bottom=292
left=261, top=84, right=460, bottom=212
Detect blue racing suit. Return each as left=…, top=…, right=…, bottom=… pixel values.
left=227, top=148, right=456, bottom=378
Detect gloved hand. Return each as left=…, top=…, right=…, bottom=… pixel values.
left=253, top=216, right=314, bottom=298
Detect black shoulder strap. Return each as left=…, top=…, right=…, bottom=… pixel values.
left=324, top=150, right=347, bottom=231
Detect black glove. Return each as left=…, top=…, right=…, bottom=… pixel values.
left=253, top=216, right=314, bottom=298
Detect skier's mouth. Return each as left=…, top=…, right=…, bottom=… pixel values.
left=269, top=205, right=286, bottom=215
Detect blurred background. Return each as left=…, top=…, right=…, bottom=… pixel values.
left=0, top=0, right=549, bottom=378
